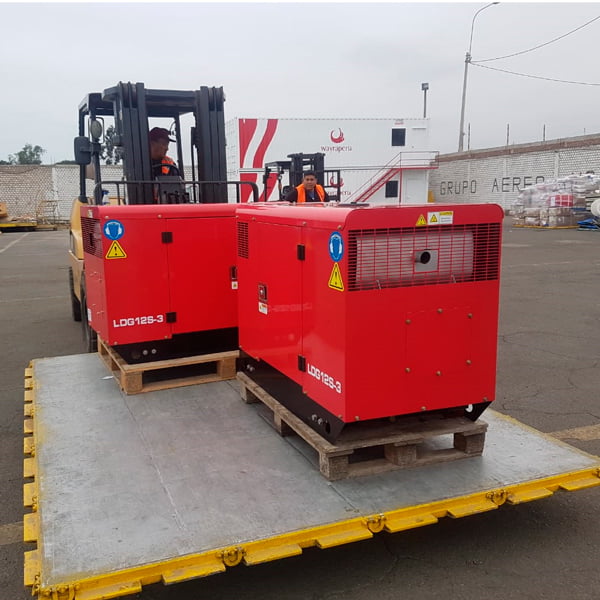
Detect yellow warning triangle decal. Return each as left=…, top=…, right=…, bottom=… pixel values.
left=106, top=240, right=127, bottom=259
left=429, top=213, right=438, bottom=223
left=416, top=214, right=427, bottom=226
left=328, top=262, right=344, bottom=291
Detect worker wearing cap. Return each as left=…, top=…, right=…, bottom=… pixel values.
left=149, top=127, right=178, bottom=178
left=284, top=171, right=329, bottom=203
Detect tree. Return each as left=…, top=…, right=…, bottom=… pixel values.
left=101, top=126, right=122, bottom=165
left=8, top=144, right=45, bottom=165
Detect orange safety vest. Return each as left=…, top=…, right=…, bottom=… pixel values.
left=160, top=156, right=176, bottom=175
left=296, top=184, right=325, bottom=203
left=153, top=156, right=178, bottom=203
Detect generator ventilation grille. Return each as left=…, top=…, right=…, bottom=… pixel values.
left=348, top=223, right=500, bottom=290
left=237, top=221, right=249, bottom=258
left=81, top=217, right=103, bottom=258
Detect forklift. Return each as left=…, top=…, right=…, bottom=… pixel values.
left=262, top=152, right=342, bottom=201
left=69, top=82, right=258, bottom=355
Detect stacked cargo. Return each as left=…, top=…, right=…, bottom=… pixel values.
left=512, top=174, right=599, bottom=227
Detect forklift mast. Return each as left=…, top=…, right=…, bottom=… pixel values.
left=75, top=82, right=229, bottom=204
left=288, top=152, right=325, bottom=187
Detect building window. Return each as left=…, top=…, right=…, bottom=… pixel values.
left=385, top=180, right=399, bottom=198
left=391, top=128, right=406, bottom=146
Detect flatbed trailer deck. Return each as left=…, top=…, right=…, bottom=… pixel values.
left=0, top=221, right=37, bottom=232
left=24, top=354, right=600, bottom=600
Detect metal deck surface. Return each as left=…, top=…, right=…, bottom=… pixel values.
left=24, top=353, right=600, bottom=599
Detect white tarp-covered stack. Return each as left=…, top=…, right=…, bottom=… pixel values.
left=512, top=173, right=599, bottom=227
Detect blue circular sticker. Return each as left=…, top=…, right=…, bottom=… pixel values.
left=328, top=232, right=344, bottom=262
left=103, top=220, right=124, bottom=240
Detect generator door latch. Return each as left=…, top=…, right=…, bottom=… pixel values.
left=230, top=266, right=238, bottom=290
left=258, top=283, right=268, bottom=302
left=297, top=244, right=305, bottom=260
left=298, top=355, right=306, bottom=372
left=166, top=312, right=177, bottom=323
left=162, top=231, right=173, bottom=244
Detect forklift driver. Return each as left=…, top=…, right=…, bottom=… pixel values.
left=284, top=171, right=329, bottom=203
left=149, top=127, right=179, bottom=178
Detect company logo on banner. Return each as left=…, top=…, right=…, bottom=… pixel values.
left=329, top=175, right=344, bottom=188
left=322, top=126, right=352, bottom=154
left=330, top=128, right=344, bottom=144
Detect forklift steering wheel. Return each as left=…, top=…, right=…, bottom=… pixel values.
left=159, top=162, right=181, bottom=177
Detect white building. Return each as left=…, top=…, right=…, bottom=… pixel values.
left=225, top=118, right=438, bottom=204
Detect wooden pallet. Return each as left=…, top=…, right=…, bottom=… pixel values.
left=237, top=372, right=487, bottom=481
left=98, top=338, right=238, bottom=394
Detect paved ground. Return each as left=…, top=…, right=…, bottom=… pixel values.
left=1, top=223, right=599, bottom=600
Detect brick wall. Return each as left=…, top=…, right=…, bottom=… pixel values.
left=429, top=135, right=600, bottom=209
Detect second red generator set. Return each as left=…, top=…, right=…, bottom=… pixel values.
left=236, top=203, right=504, bottom=442
left=81, top=203, right=238, bottom=362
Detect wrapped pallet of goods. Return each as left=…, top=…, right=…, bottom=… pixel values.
left=512, top=173, right=598, bottom=228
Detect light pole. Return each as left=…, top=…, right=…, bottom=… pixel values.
left=421, top=82, right=429, bottom=118
left=457, top=2, right=499, bottom=152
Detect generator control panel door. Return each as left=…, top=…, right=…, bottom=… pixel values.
left=101, top=217, right=171, bottom=346
left=165, top=217, right=237, bottom=334
left=240, top=221, right=303, bottom=378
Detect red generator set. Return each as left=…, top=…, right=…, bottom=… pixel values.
left=81, top=203, right=238, bottom=362
left=236, top=203, right=504, bottom=442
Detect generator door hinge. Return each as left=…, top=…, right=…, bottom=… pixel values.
left=166, top=312, right=177, bottom=323
left=298, top=355, right=306, bottom=372
left=297, top=244, right=305, bottom=260
left=162, top=231, right=173, bottom=244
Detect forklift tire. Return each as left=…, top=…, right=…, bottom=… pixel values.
left=69, top=267, right=82, bottom=322
left=80, top=281, right=98, bottom=353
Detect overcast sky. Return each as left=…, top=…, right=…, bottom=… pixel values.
left=1, top=1, right=599, bottom=163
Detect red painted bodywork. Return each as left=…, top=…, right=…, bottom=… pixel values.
left=81, top=204, right=238, bottom=346
left=237, top=203, right=504, bottom=423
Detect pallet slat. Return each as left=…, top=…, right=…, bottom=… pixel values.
left=237, top=372, right=487, bottom=481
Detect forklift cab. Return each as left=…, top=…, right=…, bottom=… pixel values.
left=74, top=82, right=256, bottom=205
left=262, top=152, right=342, bottom=202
